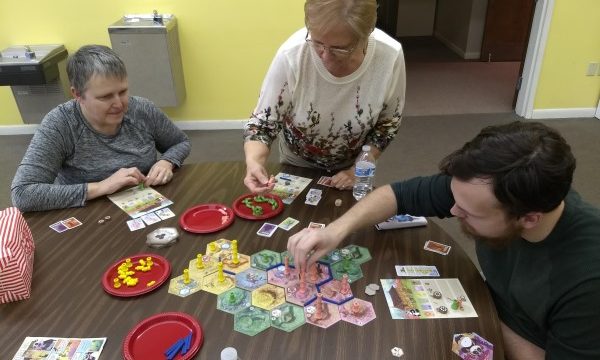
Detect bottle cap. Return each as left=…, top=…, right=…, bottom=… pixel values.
left=221, top=347, right=238, bottom=360
left=362, top=145, right=370, bottom=152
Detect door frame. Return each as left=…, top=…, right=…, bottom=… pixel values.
left=515, top=0, right=554, bottom=118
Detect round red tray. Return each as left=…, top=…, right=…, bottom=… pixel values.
left=102, top=253, right=171, bottom=297
left=123, top=312, right=203, bottom=360
left=179, top=203, right=234, bottom=233
left=232, top=193, right=284, bottom=220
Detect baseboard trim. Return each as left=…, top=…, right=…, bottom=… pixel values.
left=531, top=108, right=597, bottom=119
left=434, top=31, right=466, bottom=59
left=0, top=119, right=248, bottom=135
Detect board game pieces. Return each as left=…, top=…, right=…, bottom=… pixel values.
left=103, top=254, right=171, bottom=297
left=391, top=347, right=404, bottom=357
left=171, top=239, right=375, bottom=336
left=146, top=227, right=179, bottom=248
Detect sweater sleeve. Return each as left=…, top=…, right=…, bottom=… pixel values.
left=243, top=49, right=294, bottom=147
left=390, top=174, right=454, bottom=218
left=142, top=100, right=190, bottom=167
left=11, top=108, right=87, bottom=212
left=366, top=43, right=406, bottom=152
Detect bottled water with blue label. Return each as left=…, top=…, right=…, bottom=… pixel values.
left=353, top=145, right=376, bottom=201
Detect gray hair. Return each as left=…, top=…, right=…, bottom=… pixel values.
left=66, top=45, right=127, bottom=95
left=304, top=0, right=377, bottom=40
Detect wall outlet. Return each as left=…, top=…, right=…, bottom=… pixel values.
left=586, top=62, right=599, bottom=76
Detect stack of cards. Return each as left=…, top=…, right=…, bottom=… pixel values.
left=317, top=176, right=333, bottom=187
left=50, top=217, right=83, bottom=233
left=305, top=188, right=322, bottom=206
left=423, top=240, right=451, bottom=255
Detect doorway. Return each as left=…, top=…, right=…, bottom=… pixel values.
left=377, top=0, right=539, bottom=117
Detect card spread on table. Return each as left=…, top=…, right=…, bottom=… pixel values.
left=451, top=332, right=494, bottom=360
left=12, top=336, right=107, bottom=360
left=278, top=217, right=300, bottom=231
left=424, top=240, right=451, bottom=255
left=50, top=217, right=83, bottom=233
left=257, top=222, right=278, bottom=237
left=305, top=188, right=322, bottom=206
left=395, top=265, right=440, bottom=277
left=127, top=218, right=146, bottom=231
left=141, top=212, right=162, bottom=225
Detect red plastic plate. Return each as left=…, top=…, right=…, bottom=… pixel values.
left=102, top=253, right=171, bottom=297
left=123, top=312, right=203, bottom=360
left=179, top=204, right=234, bottom=233
left=232, top=193, right=284, bottom=220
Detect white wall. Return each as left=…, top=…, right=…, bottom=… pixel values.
left=434, top=0, right=488, bottom=59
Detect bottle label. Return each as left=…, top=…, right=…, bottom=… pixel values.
left=355, top=163, right=375, bottom=177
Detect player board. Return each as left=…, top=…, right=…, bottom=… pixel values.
left=380, top=278, right=477, bottom=319
left=108, top=185, right=173, bottom=218
left=12, top=337, right=106, bottom=359
left=270, top=173, right=312, bottom=204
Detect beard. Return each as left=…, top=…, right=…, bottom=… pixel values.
left=458, top=219, right=523, bottom=249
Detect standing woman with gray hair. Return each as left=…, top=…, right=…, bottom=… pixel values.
left=244, top=0, right=405, bottom=193
left=11, top=45, right=190, bottom=212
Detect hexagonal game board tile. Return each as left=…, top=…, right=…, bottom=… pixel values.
left=304, top=300, right=341, bottom=329
left=330, top=258, right=363, bottom=283
left=270, top=303, right=306, bottom=332
left=251, top=250, right=282, bottom=271
left=201, top=271, right=235, bottom=295
left=318, top=278, right=354, bottom=305
left=235, top=268, right=268, bottom=291
left=205, top=238, right=233, bottom=260
left=217, top=287, right=251, bottom=314
left=279, top=250, right=295, bottom=267
left=222, top=253, right=251, bottom=274
left=285, top=280, right=318, bottom=306
left=319, top=249, right=342, bottom=265
left=338, top=298, right=376, bottom=326
left=234, top=306, right=271, bottom=336
left=305, top=262, right=332, bottom=285
left=188, top=254, right=218, bottom=280
left=340, top=245, right=372, bottom=265
left=251, top=284, right=286, bottom=310
left=267, top=264, right=299, bottom=288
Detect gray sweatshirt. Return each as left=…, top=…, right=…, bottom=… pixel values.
left=11, top=96, right=190, bottom=212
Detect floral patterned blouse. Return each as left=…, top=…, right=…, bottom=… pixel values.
left=244, top=28, right=406, bottom=170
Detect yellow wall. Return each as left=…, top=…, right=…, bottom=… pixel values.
left=0, top=0, right=304, bottom=125
left=534, top=0, right=600, bottom=109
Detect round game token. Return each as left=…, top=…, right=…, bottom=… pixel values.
left=102, top=253, right=171, bottom=297
left=179, top=204, right=234, bottom=233
left=123, top=312, right=203, bottom=360
left=232, top=193, right=284, bottom=220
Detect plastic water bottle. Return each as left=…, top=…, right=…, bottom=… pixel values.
left=221, top=347, right=239, bottom=360
left=353, top=145, right=376, bottom=201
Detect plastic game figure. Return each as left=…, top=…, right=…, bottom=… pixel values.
left=183, top=269, right=191, bottom=284
left=340, top=274, right=351, bottom=295
left=217, top=262, right=225, bottom=283
left=196, top=253, right=205, bottom=269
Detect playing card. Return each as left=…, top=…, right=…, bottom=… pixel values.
left=278, top=217, right=300, bottom=231
left=62, top=217, right=82, bottom=229
left=141, top=212, right=162, bottom=225
left=154, top=208, right=176, bottom=220
left=305, top=195, right=322, bottom=206
left=49, top=221, right=68, bottom=233
left=317, top=176, right=333, bottom=187
left=127, top=218, right=146, bottom=231
left=424, top=240, right=451, bottom=255
left=257, top=222, right=278, bottom=237
left=308, top=222, right=326, bottom=229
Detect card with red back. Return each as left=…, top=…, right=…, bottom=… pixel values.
left=423, top=240, right=451, bottom=255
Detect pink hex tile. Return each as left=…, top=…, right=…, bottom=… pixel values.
left=304, top=296, right=341, bottom=329
left=318, top=278, right=354, bottom=305
left=267, top=264, right=300, bottom=288
left=305, top=262, right=332, bottom=285
left=338, top=298, right=376, bottom=326
left=285, top=280, right=317, bottom=307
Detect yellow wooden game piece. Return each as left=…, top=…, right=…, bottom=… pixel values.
left=231, top=240, right=239, bottom=264
left=209, top=242, right=217, bottom=252
left=125, top=258, right=132, bottom=267
left=113, top=278, right=121, bottom=288
left=147, top=280, right=156, bottom=287
left=146, top=257, right=153, bottom=267
left=196, top=253, right=205, bottom=269
left=183, top=269, right=191, bottom=284
left=217, top=262, right=225, bottom=283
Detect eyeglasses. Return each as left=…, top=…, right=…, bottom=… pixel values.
left=305, top=32, right=358, bottom=57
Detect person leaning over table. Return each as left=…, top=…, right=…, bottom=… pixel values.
left=288, top=121, right=600, bottom=359
left=243, top=0, right=405, bottom=193
left=11, top=45, right=190, bottom=212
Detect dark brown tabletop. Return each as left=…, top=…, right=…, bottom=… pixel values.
left=0, top=162, right=504, bottom=359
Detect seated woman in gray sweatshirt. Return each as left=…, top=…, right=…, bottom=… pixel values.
left=11, top=45, right=190, bottom=212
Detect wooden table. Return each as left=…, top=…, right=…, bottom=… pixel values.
left=0, top=162, right=505, bottom=359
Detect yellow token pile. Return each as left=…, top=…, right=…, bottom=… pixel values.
left=113, top=257, right=155, bottom=288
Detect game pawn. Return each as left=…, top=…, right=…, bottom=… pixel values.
left=285, top=270, right=317, bottom=306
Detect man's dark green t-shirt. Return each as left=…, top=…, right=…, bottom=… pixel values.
left=391, top=174, right=600, bottom=359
